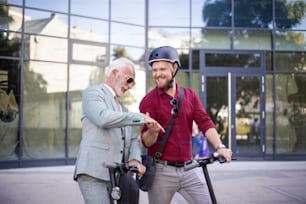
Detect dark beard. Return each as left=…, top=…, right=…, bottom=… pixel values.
left=163, top=79, right=174, bottom=90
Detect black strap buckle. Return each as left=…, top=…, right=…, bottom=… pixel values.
left=154, top=152, right=162, bottom=162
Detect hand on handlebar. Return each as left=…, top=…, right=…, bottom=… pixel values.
left=128, top=159, right=146, bottom=180
left=216, top=148, right=232, bottom=163
left=102, top=162, right=138, bottom=173
left=184, top=152, right=234, bottom=171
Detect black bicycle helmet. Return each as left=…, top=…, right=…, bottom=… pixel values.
left=148, top=46, right=180, bottom=90
left=148, top=46, right=181, bottom=67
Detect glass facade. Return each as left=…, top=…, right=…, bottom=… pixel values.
left=0, top=0, right=305, bottom=168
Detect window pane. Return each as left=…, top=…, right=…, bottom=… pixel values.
left=205, top=53, right=261, bottom=68
left=191, top=0, right=207, bottom=27
left=206, top=76, right=228, bottom=146
left=192, top=50, right=200, bottom=70
left=265, top=52, right=272, bottom=71
left=110, top=46, right=144, bottom=62
left=71, top=41, right=107, bottom=66
left=275, top=52, right=306, bottom=71
left=71, top=0, right=109, bottom=19
left=265, top=74, right=273, bottom=154
left=275, top=31, right=306, bottom=51
left=149, top=0, right=189, bottom=26
left=68, top=64, right=103, bottom=157
left=0, top=31, right=21, bottom=58
left=25, top=0, right=68, bottom=13
left=112, top=0, right=144, bottom=25
left=148, top=70, right=154, bottom=90
left=23, top=61, right=67, bottom=159
left=191, top=72, right=200, bottom=96
left=24, top=34, right=67, bottom=62
left=0, top=59, right=20, bottom=160
left=68, top=95, right=82, bottom=157
left=235, top=76, right=261, bottom=153
left=70, top=16, right=108, bottom=43
left=24, top=9, right=68, bottom=38
left=191, top=29, right=231, bottom=49
left=6, top=0, right=23, bottom=5
left=175, top=72, right=189, bottom=88
left=234, top=30, right=271, bottom=50
left=0, top=104, right=19, bottom=160
left=178, top=48, right=190, bottom=70
left=234, top=0, right=272, bottom=28
left=148, top=28, right=190, bottom=49
left=111, top=22, right=144, bottom=47
left=275, top=74, right=306, bottom=153
left=275, top=0, right=306, bottom=30
left=0, top=5, right=23, bottom=32
left=202, top=0, right=231, bottom=27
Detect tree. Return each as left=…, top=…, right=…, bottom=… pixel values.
left=202, top=0, right=306, bottom=29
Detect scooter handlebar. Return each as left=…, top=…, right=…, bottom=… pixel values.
left=184, top=152, right=226, bottom=171
left=102, top=162, right=119, bottom=169
left=102, top=162, right=139, bottom=173
left=184, top=160, right=201, bottom=171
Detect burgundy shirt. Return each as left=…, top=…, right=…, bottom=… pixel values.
left=139, top=84, right=216, bottom=162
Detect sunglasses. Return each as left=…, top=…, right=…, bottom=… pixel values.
left=126, top=77, right=135, bottom=85
left=170, top=98, right=178, bottom=115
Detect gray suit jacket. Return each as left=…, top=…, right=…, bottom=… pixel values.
left=74, top=84, right=145, bottom=181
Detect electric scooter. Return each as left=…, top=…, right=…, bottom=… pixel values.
left=184, top=152, right=228, bottom=204
left=104, top=153, right=229, bottom=204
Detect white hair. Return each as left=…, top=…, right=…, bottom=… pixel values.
left=105, top=57, right=135, bottom=77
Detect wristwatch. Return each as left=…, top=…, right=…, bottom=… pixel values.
left=216, top=143, right=226, bottom=150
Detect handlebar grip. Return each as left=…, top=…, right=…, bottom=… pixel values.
left=129, top=165, right=139, bottom=173
left=184, top=160, right=200, bottom=171
left=213, top=152, right=227, bottom=163
left=102, top=162, right=117, bottom=169
left=103, top=162, right=138, bottom=173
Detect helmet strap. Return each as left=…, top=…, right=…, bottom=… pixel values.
left=164, top=79, right=173, bottom=90
left=163, top=71, right=176, bottom=90
left=163, top=63, right=178, bottom=91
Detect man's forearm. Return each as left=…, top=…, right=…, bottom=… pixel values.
left=142, top=129, right=159, bottom=147
left=205, top=128, right=223, bottom=150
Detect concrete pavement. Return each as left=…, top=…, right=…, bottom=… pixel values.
left=0, top=161, right=305, bottom=204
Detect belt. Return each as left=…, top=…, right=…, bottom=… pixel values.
left=156, top=159, right=192, bottom=167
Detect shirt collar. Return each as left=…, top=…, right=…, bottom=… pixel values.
left=104, top=83, right=116, bottom=97
left=157, top=83, right=179, bottom=97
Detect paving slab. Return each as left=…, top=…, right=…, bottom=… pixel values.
left=0, top=161, right=305, bottom=204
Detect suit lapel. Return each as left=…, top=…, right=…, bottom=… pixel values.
left=100, top=84, right=119, bottom=111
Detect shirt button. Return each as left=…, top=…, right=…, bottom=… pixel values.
left=120, top=150, right=123, bottom=154
left=122, top=137, right=125, bottom=140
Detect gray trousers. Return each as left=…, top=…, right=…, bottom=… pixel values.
left=77, top=174, right=110, bottom=204
left=148, top=163, right=211, bottom=204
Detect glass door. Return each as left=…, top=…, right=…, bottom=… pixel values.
left=233, top=75, right=262, bottom=155
left=206, top=74, right=264, bottom=156
left=206, top=76, right=229, bottom=147
left=199, top=50, right=266, bottom=156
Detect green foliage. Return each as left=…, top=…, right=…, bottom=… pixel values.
left=202, top=0, right=306, bottom=28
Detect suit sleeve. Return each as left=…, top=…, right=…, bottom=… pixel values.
left=82, top=87, right=145, bottom=129
left=127, top=127, right=142, bottom=162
